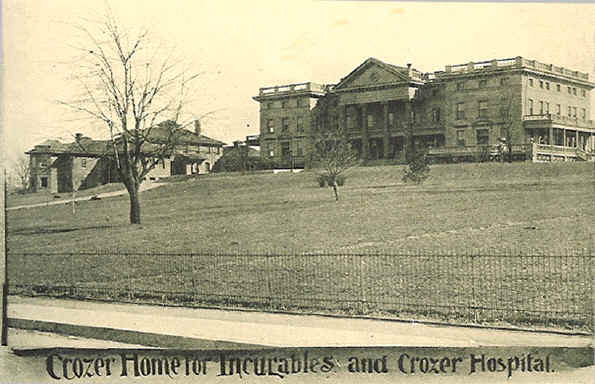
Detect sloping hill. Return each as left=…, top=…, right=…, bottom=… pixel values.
left=7, top=162, right=595, bottom=254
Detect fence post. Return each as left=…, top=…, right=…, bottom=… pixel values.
left=470, top=251, right=478, bottom=324
left=359, top=254, right=366, bottom=314
left=191, top=253, right=197, bottom=306
left=265, top=252, right=273, bottom=311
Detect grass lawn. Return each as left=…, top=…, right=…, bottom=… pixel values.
left=7, top=162, right=594, bottom=330
left=7, top=162, right=595, bottom=254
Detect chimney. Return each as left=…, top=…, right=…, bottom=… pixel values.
left=194, top=119, right=201, bottom=136
left=75, top=133, right=83, bottom=143
left=234, top=141, right=240, bottom=149
left=406, top=63, right=412, bottom=77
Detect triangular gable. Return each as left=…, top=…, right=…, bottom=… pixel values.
left=335, top=57, right=410, bottom=90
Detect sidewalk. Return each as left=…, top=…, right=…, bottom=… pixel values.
left=7, top=182, right=164, bottom=210
left=7, top=296, right=591, bottom=349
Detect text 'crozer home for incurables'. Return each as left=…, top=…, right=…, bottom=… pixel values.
left=253, top=56, right=594, bottom=167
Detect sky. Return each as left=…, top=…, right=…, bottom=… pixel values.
left=1, top=0, right=594, bottom=168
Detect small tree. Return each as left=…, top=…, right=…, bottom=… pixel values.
left=499, top=89, right=515, bottom=163
left=311, top=124, right=358, bottom=201
left=402, top=101, right=430, bottom=184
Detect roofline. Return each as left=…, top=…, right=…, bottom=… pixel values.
left=334, top=57, right=414, bottom=90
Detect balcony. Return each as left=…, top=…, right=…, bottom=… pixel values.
left=531, top=143, right=593, bottom=162
left=257, top=82, right=327, bottom=97
left=522, top=114, right=595, bottom=130
left=434, top=57, right=590, bottom=82
left=427, top=143, right=593, bottom=162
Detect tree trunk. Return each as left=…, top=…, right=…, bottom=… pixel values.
left=332, top=181, right=339, bottom=201
left=128, top=183, right=141, bottom=224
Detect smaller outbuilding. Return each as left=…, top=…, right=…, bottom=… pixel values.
left=26, top=120, right=225, bottom=193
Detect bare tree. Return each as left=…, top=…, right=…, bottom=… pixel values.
left=499, top=89, right=515, bottom=163
left=13, top=155, right=30, bottom=192
left=59, top=12, right=200, bottom=224
left=312, top=127, right=358, bottom=201
left=310, top=95, right=359, bottom=201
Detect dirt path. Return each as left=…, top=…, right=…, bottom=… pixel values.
left=7, top=182, right=164, bottom=211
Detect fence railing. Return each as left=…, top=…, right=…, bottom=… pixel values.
left=8, top=250, right=593, bottom=332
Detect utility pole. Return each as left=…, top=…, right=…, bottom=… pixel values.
left=1, top=168, right=7, bottom=345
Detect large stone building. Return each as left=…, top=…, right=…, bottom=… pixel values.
left=27, top=120, right=225, bottom=193
left=253, top=57, right=594, bottom=166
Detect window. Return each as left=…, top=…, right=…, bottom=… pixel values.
left=281, top=117, right=289, bottom=132
left=456, top=130, right=465, bottom=147
left=162, top=159, right=166, bottom=169
left=581, top=89, right=586, bottom=97
left=410, top=110, right=416, bottom=123
left=556, top=84, right=561, bottom=92
left=539, top=101, right=544, bottom=115
left=528, top=99, right=534, bottom=115
left=40, top=176, right=48, bottom=188
left=568, top=86, right=571, bottom=94
left=432, top=108, right=441, bottom=122
left=500, top=77, right=508, bottom=86
left=545, top=82, right=550, bottom=90
left=545, top=102, right=550, bottom=114
left=568, top=106, right=572, bottom=117
left=528, top=78, right=534, bottom=87
left=476, top=129, right=489, bottom=145
left=556, top=104, right=561, bottom=115
left=478, top=101, right=488, bottom=118
left=456, top=103, right=465, bottom=120
left=456, top=82, right=465, bottom=91
left=499, top=97, right=508, bottom=118
left=367, top=114, right=376, bottom=128
left=81, top=159, right=87, bottom=168
left=479, top=80, right=487, bottom=88
left=267, top=119, right=274, bottom=133
left=581, top=108, right=586, bottom=120
left=346, top=115, right=354, bottom=129
left=572, top=88, right=577, bottom=96
left=573, top=107, right=577, bottom=118
left=296, top=117, right=303, bottom=132
left=388, top=112, right=395, bottom=127
left=296, top=142, right=303, bottom=157
left=281, top=100, right=287, bottom=108
left=539, top=80, right=543, bottom=88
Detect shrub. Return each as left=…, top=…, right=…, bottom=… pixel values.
left=478, top=145, right=491, bottom=163
left=317, top=175, right=326, bottom=187
left=402, top=151, right=431, bottom=184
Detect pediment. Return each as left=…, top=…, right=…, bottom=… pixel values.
left=335, top=58, right=409, bottom=90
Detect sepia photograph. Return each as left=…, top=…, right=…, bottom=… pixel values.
left=1, top=0, right=593, bottom=382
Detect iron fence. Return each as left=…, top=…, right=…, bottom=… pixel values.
left=7, top=249, right=594, bottom=332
